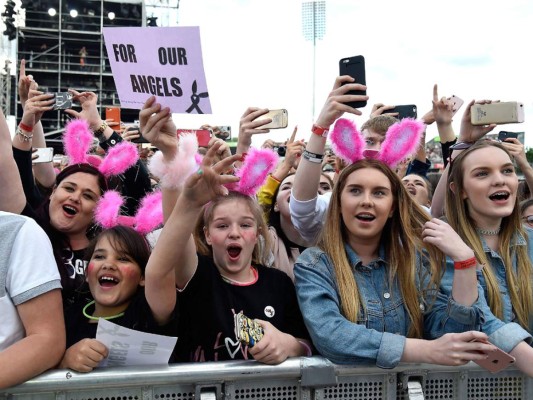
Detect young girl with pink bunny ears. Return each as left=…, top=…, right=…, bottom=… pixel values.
left=140, top=96, right=311, bottom=364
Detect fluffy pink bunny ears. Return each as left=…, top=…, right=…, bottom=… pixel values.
left=330, top=118, right=425, bottom=168
left=63, top=119, right=139, bottom=177
left=148, top=133, right=279, bottom=196
left=95, top=190, right=164, bottom=234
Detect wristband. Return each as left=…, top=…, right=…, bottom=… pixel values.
left=19, top=122, right=33, bottom=132
left=93, top=121, right=109, bottom=143
left=302, top=150, right=324, bottom=164
left=454, top=256, right=477, bottom=270
left=311, top=124, right=329, bottom=138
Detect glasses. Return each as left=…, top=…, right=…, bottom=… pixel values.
left=522, top=215, right=533, bottom=226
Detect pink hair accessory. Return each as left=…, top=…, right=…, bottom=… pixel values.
left=94, top=190, right=163, bottom=234
left=377, top=118, right=425, bottom=168
left=330, top=118, right=364, bottom=164
left=329, top=117, right=424, bottom=168
left=225, top=148, right=279, bottom=196
left=148, top=133, right=200, bottom=189
left=63, top=118, right=139, bottom=176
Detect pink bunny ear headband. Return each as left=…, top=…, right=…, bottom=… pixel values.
left=95, top=190, right=164, bottom=234
left=329, top=118, right=425, bottom=168
left=148, top=133, right=279, bottom=196
left=64, top=119, right=139, bottom=177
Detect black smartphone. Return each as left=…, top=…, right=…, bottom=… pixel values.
left=383, top=105, right=417, bottom=120
left=339, top=55, right=367, bottom=109
left=498, top=131, right=519, bottom=141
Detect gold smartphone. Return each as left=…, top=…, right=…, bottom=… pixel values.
left=254, top=109, right=288, bottom=129
left=470, top=102, right=524, bottom=125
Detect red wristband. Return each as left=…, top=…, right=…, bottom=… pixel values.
left=19, top=122, right=33, bottom=132
left=311, top=124, right=329, bottom=138
left=454, top=256, right=477, bottom=270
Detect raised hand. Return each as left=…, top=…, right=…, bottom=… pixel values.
left=238, top=107, right=272, bottom=148
left=18, top=59, right=34, bottom=109
left=370, top=103, right=398, bottom=118
left=459, top=100, right=497, bottom=143
left=21, top=86, right=54, bottom=127
left=422, top=218, right=474, bottom=262
left=432, top=84, right=454, bottom=126
left=501, top=137, right=528, bottom=168
left=315, top=75, right=368, bottom=129
left=65, top=90, right=102, bottom=130
left=182, top=142, right=241, bottom=206
left=121, top=126, right=141, bottom=142
left=59, top=339, right=109, bottom=373
left=139, top=96, right=177, bottom=157
left=282, top=126, right=304, bottom=170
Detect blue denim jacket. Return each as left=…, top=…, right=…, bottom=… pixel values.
left=438, top=227, right=533, bottom=353
left=294, top=244, right=483, bottom=369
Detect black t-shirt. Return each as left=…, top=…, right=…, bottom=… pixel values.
left=65, top=289, right=178, bottom=348
left=174, top=254, right=309, bottom=362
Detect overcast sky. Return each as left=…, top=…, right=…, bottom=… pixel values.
left=174, top=0, right=533, bottom=149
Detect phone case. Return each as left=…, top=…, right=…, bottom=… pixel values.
left=256, top=109, right=288, bottom=129
left=234, top=312, right=264, bottom=347
left=470, top=102, right=525, bottom=125
left=498, top=131, right=519, bottom=141
left=105, top=107, right=122, bottom=132
left=52, top=92, right=73, bottom=110
left=339, top=55, right=367, bottom=108
left=448, top=95, right=464, bottom=115
left=474, top=347, right=516, bottom=373
left=383, top=105, right=417, bottom=119
left=32, top=147, right=54, bottom=164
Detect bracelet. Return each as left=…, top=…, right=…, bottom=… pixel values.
left=93, top=121, right=109, bottom=143
left=19, top=122, right=33, bottom=132
left=298, top=340, right=312, bottom=357
left=454, top=256, right=477, bottom=270
left=16, top=127, right=34, bottom=142
left=302, top=150, right=324, bottom=164
left=311, top=124, right=329, bottom=138
left=449, top=141, right=474, bottom=151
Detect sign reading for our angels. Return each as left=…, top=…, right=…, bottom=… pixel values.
left=102, top=26, right=211, bottom=114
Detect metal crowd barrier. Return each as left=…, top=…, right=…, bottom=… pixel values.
left=1, top=357, right=532, bottom=400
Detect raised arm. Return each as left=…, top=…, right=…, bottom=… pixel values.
left=502, top=138, right=533, bottom=196
left=0, top=109, right=26, bottom=213
left=146, top=142, right=240, bottom=289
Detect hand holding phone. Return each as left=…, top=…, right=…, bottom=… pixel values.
left=52, top=92, right=73, bottom=110
left=253, top=109, right=288, bottom=129
left=105, top=107, right=122, bottom=132
left=32, top=147, right=54, bottom=164
left=234, top=312, right=264, bottom=348
left=381, top=105, right=417, bottom=120
left=471, top=102, right=525, bottom=125
left=471, top=339, right=515, bottom=374
left=448, top=95, right=464, bottom=116
left=498, top=131, right=519, bottom=142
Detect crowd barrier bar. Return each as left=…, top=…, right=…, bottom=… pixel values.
left=1, top=356, right=532, bottom=400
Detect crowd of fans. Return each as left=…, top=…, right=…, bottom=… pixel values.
left=1, top=61, right=533, bottom=390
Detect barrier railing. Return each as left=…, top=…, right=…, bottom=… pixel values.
left=1, top=357, right=532, bottom=400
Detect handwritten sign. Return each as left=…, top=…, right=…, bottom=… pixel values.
left=96, top=319, right=177, bottom=367
left=102, top=26, right=211, bottom=114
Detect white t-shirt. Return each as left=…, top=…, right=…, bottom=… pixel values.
left=0, top=212, right=61, bottom=351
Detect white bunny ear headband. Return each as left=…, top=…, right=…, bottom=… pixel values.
left=329, top=118, right=425, bottom=168
left=148, top=133, right=279, bottom=196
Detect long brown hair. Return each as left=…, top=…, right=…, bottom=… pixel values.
left=445, top=140, right=533, bottom=328
left=320, top=159, right=442, bottom=338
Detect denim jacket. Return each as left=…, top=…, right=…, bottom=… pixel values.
left=438, top=227, right=533, bottom=353
left=294, top=244, right=483, bottom=369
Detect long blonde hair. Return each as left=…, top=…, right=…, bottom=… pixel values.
left=445, top=140, right=533, bottom=328
left=320, top=160, right=442, bottom=338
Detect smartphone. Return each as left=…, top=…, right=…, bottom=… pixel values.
left=216, top=125, right=231, bottom=140
left=272, top=144, right=287, bottom=157
left=470, top=102, right=525, bottom=125
left=383, top=105, right=417, bottom=120
left=234, top=312, right=264, bottom=348
left=339, top=55, right=367, bottom=108
left=127, top=125, right=149, bottom=143
left=254, top=109, right=288, bottom=129
left=32, top=147, right=54, bottom=164
left=448, top=95, right=464, bottom=116
left=52, top=92, right=73, bottom=110
left=105, top=107, right=122, bottom=132
left=473, top=345, right=516, bottom=374
left=498, top=131, right=519, bottom=141
left=176, top=128, right=212, bottom=147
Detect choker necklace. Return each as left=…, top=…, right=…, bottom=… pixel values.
left=476, top=226, right=501, bottom=236
left=82, top=300, right=125, bottom=321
